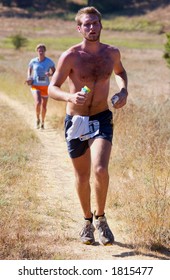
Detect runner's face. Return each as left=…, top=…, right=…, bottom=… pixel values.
left=77, top=14, right=102, bottom=42
left=37, top=47, right=45, bottom=57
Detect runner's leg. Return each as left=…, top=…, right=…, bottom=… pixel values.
left=71, top=148, right=92, bottom=219
left=31, top=89, right=41, bottom=125
left=41, top=97, right=48, bottom=124
left=89, top=138, right=112, bottom=216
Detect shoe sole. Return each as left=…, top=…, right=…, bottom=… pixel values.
left=98, top=239, right=114, bottom=246
left=99, top=242, right=114, bottom=246
left=81, top=240, right=95, bottom=245
left=104, top=242, right=114, bottom=246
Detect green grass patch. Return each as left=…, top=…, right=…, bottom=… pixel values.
left=1, top=35, right=163, bottom=51
left=1, top=36, right=80, bottom=52
left=27, top=37, right=80, bottom=51
left=103, top=16, right=164, bottom=34
left=102, top=36, right=163, bottom=50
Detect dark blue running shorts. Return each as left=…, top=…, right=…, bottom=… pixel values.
left=64, top=109, right=113, bottom=158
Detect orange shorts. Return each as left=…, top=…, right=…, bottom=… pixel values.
left=31, top=85, right=48, bottom=98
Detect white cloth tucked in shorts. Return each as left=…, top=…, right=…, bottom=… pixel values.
left=66, top=115, right=100, bottom=142
left=66, top=115, right=89, bottom=141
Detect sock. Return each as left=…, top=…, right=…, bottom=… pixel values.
left=94, top=213, right=105, bottom=219
left=84, top=214, right=93, bottom=224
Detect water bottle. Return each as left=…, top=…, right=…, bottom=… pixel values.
left=111, top=94, right=119, bottom=105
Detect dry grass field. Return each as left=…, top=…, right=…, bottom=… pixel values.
left=0, top=4, right=170, bottom=259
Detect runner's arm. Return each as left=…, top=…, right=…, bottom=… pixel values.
left=25, top=65, right=33, bottom=85
left=48, top=52, right=87, bottom=105
left=112, top=49, right=128, bottom=108
left=48, top=52, right=73, bottom=102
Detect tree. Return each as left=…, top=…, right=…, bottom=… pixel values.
left=15, top=0, right=33, bottom=8
left=163, top=33, right=170, bottom=68
left=1, top=0, right=12, bottom=6
left=88, top=0, right=94, bottom=5
left=85, top=0, right=129, bottom=12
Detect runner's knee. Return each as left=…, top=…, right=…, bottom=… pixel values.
left=94, top=165, right=108, bottom=179
left=75, top=171, right=90, bottom=185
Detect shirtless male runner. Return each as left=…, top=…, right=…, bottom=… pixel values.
left=48, top=6, right=128, bottom=245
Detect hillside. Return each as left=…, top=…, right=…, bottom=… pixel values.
left=0, top=3, right=170, bottom=32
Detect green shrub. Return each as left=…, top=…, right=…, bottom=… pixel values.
left=163, top=33, right=170, bottom=68
left=10, top=34, right=28, bottom=50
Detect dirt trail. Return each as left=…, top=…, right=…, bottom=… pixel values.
left=0, top=91, right=165, bottom=260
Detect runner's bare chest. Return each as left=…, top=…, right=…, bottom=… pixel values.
left=73, top=51, right=114, bottom=83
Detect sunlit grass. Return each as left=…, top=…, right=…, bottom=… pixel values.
left=1, top=34, right=163, bottom=51
left=0, top=102, right=68, bottom=259
left=102, top=37, right=163, bottom=50
left=0, top=13, right=165, bottom=52
left=103, top=16, right=164, bottom=34
left=0, top=102, right=43, bottom=259
left=108, top=101, right=170, bottom=251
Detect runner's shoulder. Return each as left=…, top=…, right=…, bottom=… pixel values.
left=106, top=44, right=120, bottom=54
left=60, top=44, right=81, bottom=62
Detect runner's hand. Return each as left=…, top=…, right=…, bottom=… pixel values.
left=25, top=78, right=33, bottom=86
left=111, top=88, right=128, bottom=109
left=70, top=91, right=88, bottom=105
